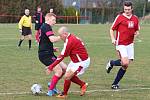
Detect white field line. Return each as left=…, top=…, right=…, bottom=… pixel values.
left=0, top=87, right=150, bottom=95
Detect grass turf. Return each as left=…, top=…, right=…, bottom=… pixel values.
left=0, top=24, right=150, bottom=100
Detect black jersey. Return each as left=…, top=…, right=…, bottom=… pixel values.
left=38, top=23, right=54, bottom=55
left=33, top=12, right=45, bottom=30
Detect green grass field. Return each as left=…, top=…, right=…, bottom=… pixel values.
left=0, top=24, right=150, bottom=100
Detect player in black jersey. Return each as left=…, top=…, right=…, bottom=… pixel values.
left=38, top=13, right=67, bottom=96
left=33, top=6, right=45, bottom=43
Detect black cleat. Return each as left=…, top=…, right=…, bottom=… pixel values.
left=111, top=84, right=120, bottom=90
left=106, top=60, right=113, bottom=73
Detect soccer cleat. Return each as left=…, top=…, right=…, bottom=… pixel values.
left=80, top=83, right=88, bottom=96
left=111, top=84, right=120, bottom=90
left=53, top=88, right=59, bottom=94
left=106, top=60, right=113, bottom=73
left=56, top=93, right=67, bottom=99
left=46, top=90, right=54, bottom=96
left=48, top=82, right=59, bottom=95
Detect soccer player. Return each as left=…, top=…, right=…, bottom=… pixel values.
left=46, top=27, right=90, bottom=98
left=38, top=13, right=67, bottom=96
left=18, top=9, right=32, bottom=50
left=106, top=1, right=140, bottom=89
left=33, top=6, right=45, bottom=43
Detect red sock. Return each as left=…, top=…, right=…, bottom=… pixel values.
left=71, top=75, right=85, bottom=87
left=49, top=75, right=59, bottom=90
left=63, top=79, right=71, bottom=95
left=35, top=31, right=39, bottom=43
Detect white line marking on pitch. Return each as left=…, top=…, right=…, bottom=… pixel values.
left=0, top=87, right=150, bottom=95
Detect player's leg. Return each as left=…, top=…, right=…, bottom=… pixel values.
left=47, top=64, right=64, bottom=96
left=106, top=50, right=122, bottom=73
left=57, top=58, right=90, bottom=98
left=18, top=35, right=24, bottom=47
left=111, top=45, right=130, bottom=89
left=111, top=57, right=128, bottom=89
left=59, top=61, right=67, bottom=79
left=38, top=54, right=61, bottom=96
left=28, top=34, right=32, bottom=50
left=35, top=30, right=40, bottom=43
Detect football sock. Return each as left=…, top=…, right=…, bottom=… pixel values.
left=49, top=75, right=59, bottom=90
left=63, top=79, right=71, bottom=95
left=35, top=31, right=40, bottom=43
left=70, top=75, right=85, bottom=87
left=29, top=40, right=31, bottom=49
left=18, top=39, right=23, bottom=47
left=112, top=67, right=126, bottom=85
left=110, top=59, right=121, bottom=66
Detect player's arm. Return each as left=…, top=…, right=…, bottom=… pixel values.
left=45, top=27, right=61, bottom=42
left=134, top=31, right=140, bottom=38
left=49, top=36, right=61, bottom=43
left=134, top=19, right=140, bottom=38
left=30, top=16, right=32, bottom=29
left=47, top=39, right=71, bottom=71
left=48, top=55, right=65, bottom=71
left=18, top=16, right=24, bottom=30
left=110, top=29, right=116, bottom=45
left=110, top=15, right=120, bottom=45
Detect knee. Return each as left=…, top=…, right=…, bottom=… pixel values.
left=122, top=60, right=129, bottom=69
left=64, top=74, right=71, bottom=80
left=55, top=68, right=63, bottom=77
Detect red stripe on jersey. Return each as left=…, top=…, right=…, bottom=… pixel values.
left=46, top=31, right=54, bottom=36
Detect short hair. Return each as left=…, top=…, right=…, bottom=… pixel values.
left=37, top=6, right=41, bottom=8
left=123, top=1, right=133, bottom=8
left=45, top=13, right=56, bottom=18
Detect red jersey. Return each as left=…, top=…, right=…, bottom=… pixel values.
left=48, top=33, right=88, bottom=71
left=61, top=34, right=88, bottom=62
left=111, top=13, right=140, bottom=45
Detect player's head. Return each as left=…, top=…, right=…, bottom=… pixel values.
left=37, top=6, right=41, bottom=12
left=45, top=13, right=56, bottom=26
left=50, top=8, right=53, bottom=13
left=25, top=9, right=30, bottom=15
left=123, top=1, right=133, bottom=16
left=58, top=26, right=69, bottom=41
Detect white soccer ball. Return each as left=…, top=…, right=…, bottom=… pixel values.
left=72, top=1, right=76, bottom=6
left=31, top=84, right=42, bottom=95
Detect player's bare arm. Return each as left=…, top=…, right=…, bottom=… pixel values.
left=134, top=31, right=140, bottom=38
left=110, top=29, right=116, bottom=45
left=49, top=36, right=61, bottom=43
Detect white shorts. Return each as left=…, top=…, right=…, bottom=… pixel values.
left=67, top=57, right=90, bottom=76
left=116, top=43, right=134, bottom=59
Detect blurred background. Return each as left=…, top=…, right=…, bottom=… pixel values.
left=0, top=0, right=150, bottom=24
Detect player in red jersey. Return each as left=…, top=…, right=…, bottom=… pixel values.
left=106, top=1, right=140, bottom=89
left=46, top=26, right=90, bottom=98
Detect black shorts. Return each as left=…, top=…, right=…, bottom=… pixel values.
left=38, top=52, right=57, bottom=66
left=22, top=26, right=32, bottom=36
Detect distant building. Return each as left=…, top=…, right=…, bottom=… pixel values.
left=61, top=0, right=118, bottom=23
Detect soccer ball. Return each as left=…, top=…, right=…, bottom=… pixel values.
left=72, top=1, right=76, bottom=6
left=31, top=83, right=42, bottom=95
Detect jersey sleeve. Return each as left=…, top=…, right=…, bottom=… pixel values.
left=45, top=26, right=54, bottom=37
left=48, top=55, right=64, bottom=71
left=30, top=16, right=32, bottom=29
left=18, top=16, right=24, bottom=29
left=111, top=15, right=120, bottom=30
left=135, top=18, right=140, bottom=31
